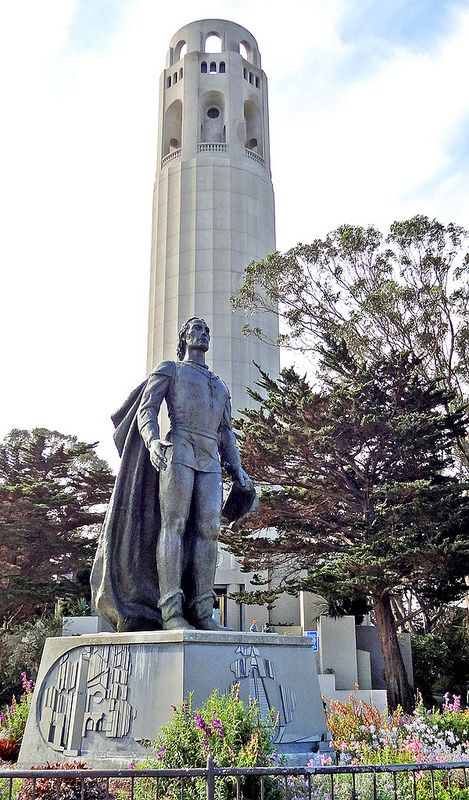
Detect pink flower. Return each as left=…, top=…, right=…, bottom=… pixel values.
left=452, top=695, right=461, bottom=712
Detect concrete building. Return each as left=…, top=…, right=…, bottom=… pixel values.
left=146, top=18, right=279, bottom=416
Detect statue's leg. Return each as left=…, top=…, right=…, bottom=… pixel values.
left=187, top=471, right=224, bottom=630
left=158, top=462, right=196, bottom=630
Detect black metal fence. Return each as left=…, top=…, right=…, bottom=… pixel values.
left=1, top=759, right=468, bottom=800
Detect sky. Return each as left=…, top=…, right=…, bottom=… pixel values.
left=1, top=0, right=469, bottom=471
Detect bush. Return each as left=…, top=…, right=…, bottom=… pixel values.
left=17, top=762, right=107, bottom=800
left=133, top=686, right=281, bottom=800
left=0, top=615, right=62, bottom=706
left=411, top=608, right=469, bottom=703
left=0, top=672, right=33, bottom=749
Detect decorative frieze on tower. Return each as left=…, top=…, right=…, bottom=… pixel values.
left=146, top=19, right=279, bottom=414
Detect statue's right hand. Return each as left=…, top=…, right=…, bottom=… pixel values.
left=149, top=439, right=172, bottom=471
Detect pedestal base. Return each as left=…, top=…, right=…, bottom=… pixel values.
left=19, top=630, right=328, bottom=768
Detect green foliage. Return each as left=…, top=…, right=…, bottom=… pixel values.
left=64, top=597, right=92, bottom=616
left=0, top=777, right=21, bottom=800
left=233, top=215, right=469, bottom=474
left=416, top=774, right=469, bottom=800
left=411, top=608, right=469, bottom=703
left=224, top=342, right=469, bottom=710
left=134, top=687, right=281, bottom=800
left=0, top=614, right=62, bottom=706
left=0, top=428, right=114, bottom=621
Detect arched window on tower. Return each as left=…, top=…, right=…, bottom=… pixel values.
left=179, top=67, right=183, bottom=80
left=173, top=72, right=178, bottom=84
left=239, top=41, right=252, bottom=62
left=210, top=61, right=217, bottom=73
left=163, top=99, right=183, bottom=156
left=200, top=91, right=225, bottom=143
left=205, top=33, right=222, bottom=53
left=219, top=61, right=225, bottom=74
left=174, top=40, right=187, bottom=62
left=255, top=76, right=259, bottom=88
left=244, top=100, right=263, bottom=156
left=167, top=76, right=171, bottom=88
left=201, top=61, right=207, bottom=73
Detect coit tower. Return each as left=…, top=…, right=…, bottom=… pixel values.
left=146, top=19, right=279, bottom=414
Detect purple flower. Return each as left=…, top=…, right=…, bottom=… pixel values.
left=194, top=712, right=211, bottom=737
left=129, top=760, right=136, bottom=770
left=156, top=746, right=166, bottom=762
left=211, top=718, right=225, bottom=737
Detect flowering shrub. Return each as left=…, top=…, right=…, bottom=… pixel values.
left=133, top=686, right=281, bottom=800
left=325, top=693, right=404, bottom=762
left=399, top=695, right=469, bottom=764
left=324, top=692, right=469, bottom=766
left=0, top=672, right=33, bottom=745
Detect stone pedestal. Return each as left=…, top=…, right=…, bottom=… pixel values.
left=19, top=630, right=328, bottom=768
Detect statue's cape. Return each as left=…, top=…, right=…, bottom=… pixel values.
left=90, top=381, right=163, bottom=631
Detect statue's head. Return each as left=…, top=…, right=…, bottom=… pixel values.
left=177, top=317, right=210, bottom=360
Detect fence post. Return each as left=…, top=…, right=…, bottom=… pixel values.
left=206, top=753, right=215, bottom=800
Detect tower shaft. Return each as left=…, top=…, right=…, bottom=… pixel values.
left=147, top=19, right=279, bottom=414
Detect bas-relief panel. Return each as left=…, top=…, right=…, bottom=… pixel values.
left=38, top=645, right=135, bottom=757
left=36, top=642, right=301, bottom=758
left=228, top=645, right=296, bottom=743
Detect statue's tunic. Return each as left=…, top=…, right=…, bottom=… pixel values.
left=138, top=360, right=241, bottom=475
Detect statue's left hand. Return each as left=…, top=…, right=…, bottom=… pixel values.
left=233, top=468, right=253, bottom=489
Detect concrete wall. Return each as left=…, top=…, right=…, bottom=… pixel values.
left=318, top=615, right=358, bottom=690
left=355, top=625, right=413, bottom=689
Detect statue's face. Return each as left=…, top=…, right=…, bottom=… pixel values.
left=185, top=318, right=210, bottom=352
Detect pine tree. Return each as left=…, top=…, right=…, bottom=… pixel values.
left=0, top=428, right=114, bottom=621
left=224, top=345, right=469, bottom=712
left=233, top=215, right=469, bottom=474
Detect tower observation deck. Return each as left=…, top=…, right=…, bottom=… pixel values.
left=146, top=19, right=279, bottom=415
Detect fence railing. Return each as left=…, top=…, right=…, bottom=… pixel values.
left=1, top=759, right=468, bottom=800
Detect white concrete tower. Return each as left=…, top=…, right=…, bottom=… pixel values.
left=146, top=19, right=279, bottom=414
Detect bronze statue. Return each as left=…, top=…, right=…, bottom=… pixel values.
left=91, top=317, right=253, bottom=632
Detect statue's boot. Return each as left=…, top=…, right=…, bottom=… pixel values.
left=188, top=538, right=225, bottom=630
left=189, top=591, right=224, bottom=630
left=159, top=589, right=195, bottom=630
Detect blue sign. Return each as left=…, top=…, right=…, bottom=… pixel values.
left=305, top=631, right=319, bottom=651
